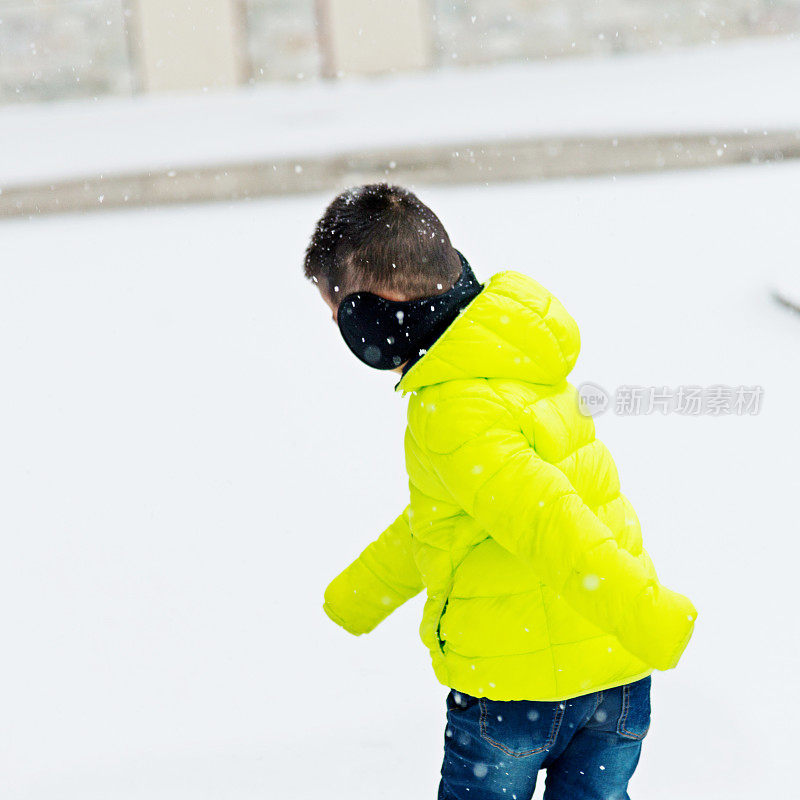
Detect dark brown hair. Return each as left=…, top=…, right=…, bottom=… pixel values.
left=303, top=183, right=461, bottom=301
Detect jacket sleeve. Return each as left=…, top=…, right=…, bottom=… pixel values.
left=323, top=506, right=425, bottom=636
left=421, top=397, right=696, bottom=671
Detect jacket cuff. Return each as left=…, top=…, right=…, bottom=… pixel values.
left=323, top=602, right=363, bottom=636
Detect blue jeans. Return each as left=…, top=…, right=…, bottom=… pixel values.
left=438, top=675, right=651, bottom=800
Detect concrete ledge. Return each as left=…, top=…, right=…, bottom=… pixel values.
left=2, top=130, right=799, bottom=218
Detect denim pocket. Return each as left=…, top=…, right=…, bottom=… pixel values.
left=616, top=675, right=652, bottom=740
left=478, top=697, right=565, bottom=758
left=447, top=688, right=479, bottom=713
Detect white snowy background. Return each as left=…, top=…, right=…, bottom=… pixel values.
left=1, top=158, right=797, bottom=798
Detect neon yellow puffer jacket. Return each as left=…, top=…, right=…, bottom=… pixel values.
left=323, top=270, right=697, bottom=701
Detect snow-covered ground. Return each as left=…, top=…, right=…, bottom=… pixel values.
left=0, top=160, right=797, bottom=798
left=1, top=35, right=800, bottom=188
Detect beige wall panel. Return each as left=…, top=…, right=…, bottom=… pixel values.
left=323, top=0, right=432, bottom=76
left=132, top=0, right=243, bottom=92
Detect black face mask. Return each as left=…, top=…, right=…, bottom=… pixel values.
left=337, top=250, right=483, bottom=371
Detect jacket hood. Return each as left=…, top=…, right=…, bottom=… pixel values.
left=396, top=270, right=580, bottom=394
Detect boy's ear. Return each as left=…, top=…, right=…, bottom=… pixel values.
left=317, top=286, right=339, bottom=319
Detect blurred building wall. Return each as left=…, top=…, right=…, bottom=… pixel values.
left=323, top=0, right=431, bottom=76
left=1, top=0, right=800, bottom=105
left=433, top=0, right=800, bottom=65
left=0, top=0, right=132, bottom=104
left=243, top=0, right=321, bottom=81
left=129, top=0, right=243, bottom=92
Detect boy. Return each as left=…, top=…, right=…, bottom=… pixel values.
left=304, top=184, right=696, bottom=799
